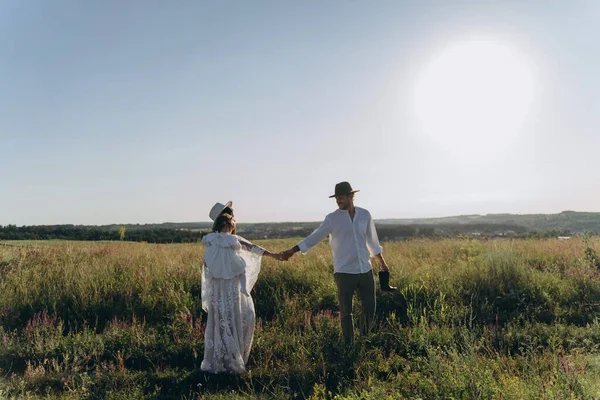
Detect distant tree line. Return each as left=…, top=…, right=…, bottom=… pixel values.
left=0, top=225, right=200, bottom=243
left=0, top=223, right=576, bottom=243
left=234, top=222, right=570, bottom=241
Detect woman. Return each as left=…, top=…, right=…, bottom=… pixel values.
left=200, top=201, right=281, bottom=374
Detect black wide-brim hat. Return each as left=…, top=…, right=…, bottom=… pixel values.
left=329, top=181, right=360, bottom=198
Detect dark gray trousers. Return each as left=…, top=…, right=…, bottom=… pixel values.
left=333, top=271, right=376, bottom=344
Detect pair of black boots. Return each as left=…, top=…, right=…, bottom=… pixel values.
left=378, top=271, right=398, bottom=292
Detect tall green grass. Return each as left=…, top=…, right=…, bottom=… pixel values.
left=1, top=238, right=600, bottom=399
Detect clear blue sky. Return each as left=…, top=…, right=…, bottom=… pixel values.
left=1, top=1, right=599, bottom=225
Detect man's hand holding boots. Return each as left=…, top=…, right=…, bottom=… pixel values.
left=375, top=254, right=398, bottom=292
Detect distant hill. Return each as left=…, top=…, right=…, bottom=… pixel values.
left=97, top=210, right=600, bottom=239
left=119, top=210, right=600, bottom=234
left=377, top=211, right=600, bottom=234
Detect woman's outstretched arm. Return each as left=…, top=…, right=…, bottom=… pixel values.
left=238, top=238, right=254, bottom=251
left=238, top=237, right=284, bottom=260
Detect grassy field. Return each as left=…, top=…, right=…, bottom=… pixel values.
left=1, top=237, right=600, bottom=399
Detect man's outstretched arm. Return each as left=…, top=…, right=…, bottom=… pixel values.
left=281, top=218, right=331, bottom=260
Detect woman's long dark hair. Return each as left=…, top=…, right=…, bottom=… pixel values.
left=221, top=207, right=236, bottom=234
left=212, top=213, right=235, bottom=233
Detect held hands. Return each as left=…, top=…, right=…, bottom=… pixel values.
left=265, top=250, right=291, bottom=261
left=279, top=248, right=296, bottom=261
left=268, top=248, right=296, bottom=262
left=265, top=246, right=299, bottom=262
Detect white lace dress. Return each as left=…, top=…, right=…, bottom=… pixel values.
left=200, top=235, right=263, bottom=374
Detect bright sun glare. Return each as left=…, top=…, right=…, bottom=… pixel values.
left=414, top=38, right=535, bottom=162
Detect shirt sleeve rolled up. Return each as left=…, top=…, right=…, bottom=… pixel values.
left=366, top=212, right=383, bottom=256
left=297, top=217, right=332, bottom=254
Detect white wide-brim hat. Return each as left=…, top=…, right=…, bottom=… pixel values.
left=209, top=201, right=233, bottom=221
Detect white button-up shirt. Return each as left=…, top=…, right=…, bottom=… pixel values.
left=297, top=207, right=383, bottom=274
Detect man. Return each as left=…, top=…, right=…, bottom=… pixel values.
left=281, top=182, right=396, bottom=344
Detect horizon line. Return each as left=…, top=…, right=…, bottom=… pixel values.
left=2, top=209, right=598, bottom=227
